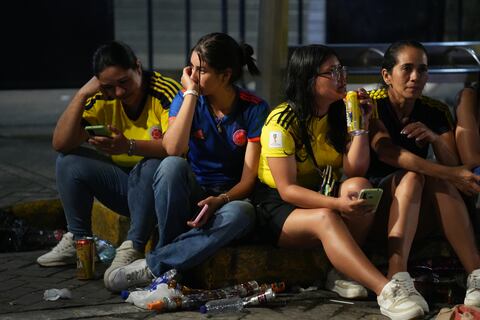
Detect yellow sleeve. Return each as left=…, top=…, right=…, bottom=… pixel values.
left=260, top=120, right=296, bottom=158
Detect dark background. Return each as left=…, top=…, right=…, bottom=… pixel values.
left=0, top=0, right=114, bottom=89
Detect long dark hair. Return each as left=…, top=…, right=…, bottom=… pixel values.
left=191, top=32, right=259, bottom=83
left=285, top=44, right=347, bottom=154
left=92, top=41, right=139, bottom=76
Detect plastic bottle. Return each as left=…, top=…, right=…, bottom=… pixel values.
left=125, top=283, right=181, bottom=309
left=121, top=269, right=180, bottom=300
left=43, top=288, right=72, bottom=301
left=94, top=236, right=116, bottom=264
left=199, top=288, right=276, bottom=314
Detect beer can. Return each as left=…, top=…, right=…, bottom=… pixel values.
left=76, top=237, right=95, bottom=280
left=345, top=91, right=367, bottom=135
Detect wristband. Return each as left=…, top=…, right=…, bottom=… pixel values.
left=183, top=89, right=199, bottom=98
left=220, top=193, right=230, bottom=204
left=127, top=139, right=136, bottom=156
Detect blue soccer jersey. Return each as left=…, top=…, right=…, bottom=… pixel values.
left=169, top=87, right=269, bottom=191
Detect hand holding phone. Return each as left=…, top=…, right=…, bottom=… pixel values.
left=190, top=204, right=209, bottom=226
left=358, top=188, right=383, bottom=212
left=85, top=125, right=112, bottom=137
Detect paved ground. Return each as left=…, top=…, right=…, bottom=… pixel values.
left=0, top=90, right=462, bottom=319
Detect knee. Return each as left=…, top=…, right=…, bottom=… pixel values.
left=130, top=158, right=162, bottom=180
left=56, top=153, right=82, bottom=178
left=340, top=177, right=371, bottom=197
left=401, top=171, right=425, bottom=188
left=220, top=201, right=256, bottom=229
left=153, top=156, right=189, bottom=184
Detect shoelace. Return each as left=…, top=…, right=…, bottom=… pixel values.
left=388, top=281, right=410, bottom=302
left=395, top=277, right=417, bottom=295
left=52, top=235, right=74, bottom=253
left=469, top=274, right=480, bottom=290
left=115, top=248, right=139, bottom=264
left=126, top=264, right=150, bottom=283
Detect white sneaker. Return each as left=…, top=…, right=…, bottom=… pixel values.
left=36, top=232, right=76, bottom=266
left=103, top=240, right=144, bottom=287
left=104, top=258, right=154, bottom=292
left=465, top=268, right=480, bottom=306
left=325, top=268, right=368, bottom=299
left=392, top=272, right=429, bottom=313
left=377, top=279, right=424, bottom=320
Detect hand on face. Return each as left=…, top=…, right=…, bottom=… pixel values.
left=181, top=66, right=199, bottom=92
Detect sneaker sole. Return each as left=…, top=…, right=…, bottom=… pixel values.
left=37, top=259, right=76, bottom=267
left=380, top=305, right=424, bottom=320
left=330, top=287, right=368, bottom=299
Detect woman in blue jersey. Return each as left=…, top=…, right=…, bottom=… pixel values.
left=37, top=41, right=182, bottom=275
left=367, top=40, right=480, bottom=313
left=252, top=44, right=425, bottom=320
left=104, top=33, right=269, bottom=292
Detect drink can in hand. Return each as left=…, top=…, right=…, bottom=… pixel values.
left=345, top=91, right=367, bottom=135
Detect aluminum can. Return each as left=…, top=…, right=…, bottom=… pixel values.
left=76, top=237, right=95, bottom=280
left=345, top=91, right=367, bottom=135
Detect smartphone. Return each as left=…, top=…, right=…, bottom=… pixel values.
left=85, top=125, right=111, bottom=137
left=358, top=188, right=383, bottom=212
left=192, top=204, right=209, bottom=225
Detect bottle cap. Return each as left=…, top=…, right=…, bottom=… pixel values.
left=120, top=290, right=129, bottom=300
left=199, top=305, right=207, bottom=314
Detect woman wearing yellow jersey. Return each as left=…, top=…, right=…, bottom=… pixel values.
left=37, top=41, right=182, bottom=275
left=252, top=45, right=424, bottom=320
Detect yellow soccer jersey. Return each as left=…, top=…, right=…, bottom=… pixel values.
left=258, top=103, right=343, bottom=190
left=82, top=71, right=181, bottom=167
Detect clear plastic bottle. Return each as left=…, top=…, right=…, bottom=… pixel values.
left=199, top=288, right=276, bottom=314
left=94, top=236, right=116, bottom=264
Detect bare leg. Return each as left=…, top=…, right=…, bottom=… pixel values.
left=278, top=207, right=388, bottom=295
left=425, top=177, right=480, bottom=273
left=339, top=177, right=375, bottom=245
left=385, top=171, right=424, bottom=279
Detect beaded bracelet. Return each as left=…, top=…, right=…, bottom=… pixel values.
left=219, top=193, right=230, bottom=204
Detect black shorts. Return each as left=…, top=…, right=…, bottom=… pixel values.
left=251, top=181, right=296, bottom=245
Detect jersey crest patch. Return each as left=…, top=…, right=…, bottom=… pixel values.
left=149, top=126, right=163, bottom=140
left=232, top=129, right=247, bottom=146
left=269, top=131, right=283, bottom=148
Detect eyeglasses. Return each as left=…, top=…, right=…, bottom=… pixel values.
left=317, top=65, right=347, bottom=83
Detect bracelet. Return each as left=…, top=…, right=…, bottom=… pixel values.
left=183, top=89, right=199, bottom=98
left=219, top=193, right=230, bottom=204
left=127, top=139, right=136, bottom=156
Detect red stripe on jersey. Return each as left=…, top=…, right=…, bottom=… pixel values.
left=239, top=91, right=262, bottom=104
left=247, top=137, right=260, bottom=142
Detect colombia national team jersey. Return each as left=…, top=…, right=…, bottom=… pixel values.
left=169, top=87, right=269, bottom=191
left=82, top=71, right=181, bottom=167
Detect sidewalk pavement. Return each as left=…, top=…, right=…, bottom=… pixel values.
left=0, top=90, right=454, bottom=319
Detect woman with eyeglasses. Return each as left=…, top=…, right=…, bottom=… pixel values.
left=37, top=41, right=182, bottom=269
left=367, top=40, right=480, bottom=313
left=103, top=33, right=270, bottom=292
left=251, top=44, right=425, bottom=320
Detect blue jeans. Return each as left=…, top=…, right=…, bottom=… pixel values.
left=146, top=156, right=255, bottom=276
left=56, top=147, right=161, bottom=251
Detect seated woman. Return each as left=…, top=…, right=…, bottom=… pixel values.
left=367, top=40, right=480, bottom=313
left=455, top=83, right=480, bottom=168
left=252, top=44, right=424, bottom=320
left=104, top=33, right=270, bottom=292
left=37, top=41, right=181, bottom=269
